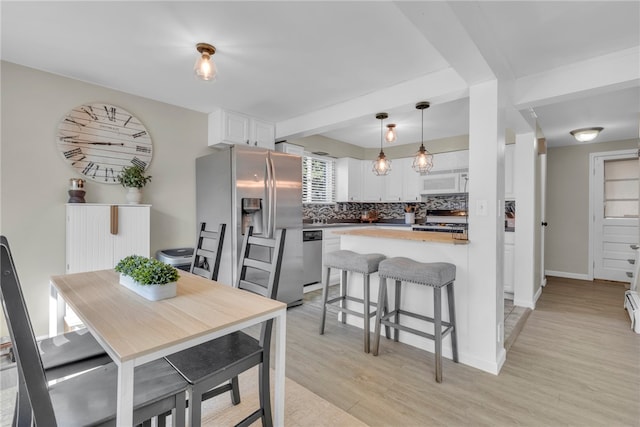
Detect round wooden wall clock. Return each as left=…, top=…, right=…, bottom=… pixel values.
left=56, top=103, right=153, bottom=184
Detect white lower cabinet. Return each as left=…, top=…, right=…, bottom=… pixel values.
left=321, top=227, right=361, bottom=285
left=504, top=232, right=515, bottom=294
left=322, top=230, right=341, bottom=285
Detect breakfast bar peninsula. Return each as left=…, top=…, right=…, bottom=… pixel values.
left=331, top=227, right=470, bottom=365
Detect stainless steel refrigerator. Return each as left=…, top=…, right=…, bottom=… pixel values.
left=195, top=145, right=303, bottom=306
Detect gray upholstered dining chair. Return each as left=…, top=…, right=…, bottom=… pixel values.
left=1, top=236, right=113, bottom=425
left=190, top=222, right=226, bottom=280
left=164, top=226, right=287, bottom=427
left=0, top=235, right=189, bottom=427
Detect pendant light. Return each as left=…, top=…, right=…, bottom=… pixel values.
left=372, top=113, right=392, bottom=176
left=385, top=123, right=397, bottom=143
left=412, top=101, right=434, bottom=175
left=194, top=43, right=217, bottom=81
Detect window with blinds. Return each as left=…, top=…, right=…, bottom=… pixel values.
left=604, top=158, right=639, bottom=218
left=302, top=155, right=335, bottom=203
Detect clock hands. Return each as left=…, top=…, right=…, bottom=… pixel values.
left=60, top=136, right=124, bottom=146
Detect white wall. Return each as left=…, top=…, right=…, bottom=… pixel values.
left=1, top=62, right=211, bottom=337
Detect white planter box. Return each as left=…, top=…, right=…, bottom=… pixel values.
left=119, top=273, right=177, bottom=301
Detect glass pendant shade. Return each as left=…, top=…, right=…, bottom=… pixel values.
left=412, top=143, right=434, bottom=175
left=194, top=43, right=217, bottom=81
left=372, top=150, right=391, bottom=175
left=414, top=101, right=434, bottom=174
left=385, top=124, right=397, bottom=143
left=372, top=112, right=391, bottom=176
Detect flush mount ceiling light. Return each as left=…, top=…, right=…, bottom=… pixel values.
left=570, top=127, right=603, bottom=142
left=385, top=123, right=397, bottom=143
left=372, top=112, right=392, bottom=176
left=194, top=43, right=217, bottom=81
left=412, top=101, right=434, bottom=175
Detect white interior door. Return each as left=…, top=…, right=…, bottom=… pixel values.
left=592, top=150, right=639, bottom=282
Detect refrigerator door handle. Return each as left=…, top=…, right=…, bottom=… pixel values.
left=265, top=156, right=274, bottom=238
left=269, top=155, right=278, bottom=238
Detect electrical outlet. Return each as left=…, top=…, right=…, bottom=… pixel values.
left=476, top=200, right=488, bottom=216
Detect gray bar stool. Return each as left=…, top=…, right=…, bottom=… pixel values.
left=319, top=249, right=387, bottom=353
left=372, top=257, right=458, bottom=383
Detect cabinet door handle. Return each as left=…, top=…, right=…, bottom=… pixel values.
left=110, top=205, right=118, bottom=235
left=254, top=141, right=258, bottom=146
left=246, top=139, right=250, bottom=145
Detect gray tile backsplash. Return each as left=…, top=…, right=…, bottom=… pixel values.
left=303, top=194, right=469, bottom=222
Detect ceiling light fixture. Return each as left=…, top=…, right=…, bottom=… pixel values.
left=413, top=101, right=434, bottom=175
left=372, top=113, right=392, bottom=176
left=569, top=127, right=603, bottom=142
left=385, top=123, right=397, bottom=143
left=194, top=43, right=217, bottom=81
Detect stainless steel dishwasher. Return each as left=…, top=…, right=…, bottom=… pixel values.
left=302, top=230, right=323, bottom=285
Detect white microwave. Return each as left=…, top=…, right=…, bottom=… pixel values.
left=420, top=171, right=468, bottom=195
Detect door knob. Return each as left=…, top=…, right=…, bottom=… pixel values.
left=541, top=222, right=548, bottom=226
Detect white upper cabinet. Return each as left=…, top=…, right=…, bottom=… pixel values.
left=275, top=142, right=305, bottom=156
left=252, top=118, right=276, bottom=149
left=403, top=159, right=421, bottom=202
left=335, top=157, right=363, bottom=202
left=361, top=160, right=385, bottom=202
left=208, top=108, right=275, bottom=150
left=505, top=143, right=516, bottom=199
left=383, top=158, right=406, bottom=202
left=430, top=150, right=469, bottom=172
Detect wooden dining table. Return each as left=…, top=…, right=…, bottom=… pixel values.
left=49, top=269, right=287, bottom=426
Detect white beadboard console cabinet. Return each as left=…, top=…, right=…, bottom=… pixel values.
left=54, top=204, right=151, bottom=334
left=66, top=204, right=151, bottom=273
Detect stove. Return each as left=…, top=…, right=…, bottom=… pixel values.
left=412, top=209, right=468, bottom=234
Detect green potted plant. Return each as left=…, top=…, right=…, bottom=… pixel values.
left=117, top=165, right=152, bottom=204
left=115, top=255, right=179, bottom=301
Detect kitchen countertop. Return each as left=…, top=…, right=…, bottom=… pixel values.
left=332, top=227, right=470, bottom=244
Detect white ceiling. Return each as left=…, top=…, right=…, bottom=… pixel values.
left=2, top=1, right=638, bottom=149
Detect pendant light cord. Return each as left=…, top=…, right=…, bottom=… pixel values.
left=380, top=117, right=384, bottom=152
left=421, top=106, right=424, bottom=149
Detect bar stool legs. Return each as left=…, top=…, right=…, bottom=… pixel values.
left=372, top=258, right=458, bottom=383
left=319, top=250, right=387, bottom=353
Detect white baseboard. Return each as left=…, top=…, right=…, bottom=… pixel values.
left=545, top=270, right=590, bottom=281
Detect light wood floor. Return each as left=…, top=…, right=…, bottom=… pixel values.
left=286, top=277, right=640, bottom=426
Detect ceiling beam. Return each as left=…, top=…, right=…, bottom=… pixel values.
left=275, top=67, right=467, bottom=140
left=514, top=46, right=640, bottom=109
left=395, top=1, right=499, bottom=85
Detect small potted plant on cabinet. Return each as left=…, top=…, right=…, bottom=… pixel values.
left=117, top=165, right=152, bottom=204
left=115, top=255, right=179, bottom=301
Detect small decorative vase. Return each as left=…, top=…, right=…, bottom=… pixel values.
left=126, top=187, right=143, bottom=204
left=405, top=212, right=415, bottom=224
left=68, top=178, right=86, bottom=203
left=119, top=273, right=176, bottom=301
